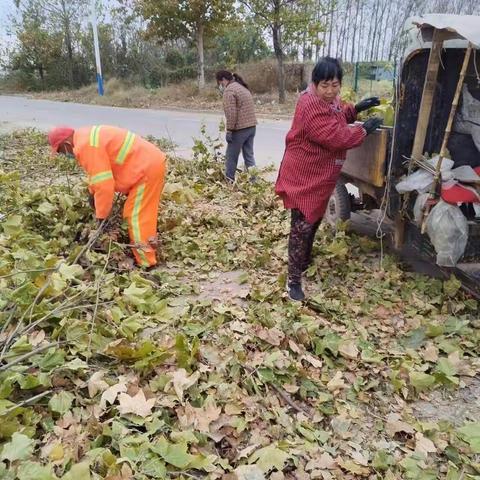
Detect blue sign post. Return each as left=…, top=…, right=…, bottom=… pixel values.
left=91, top=0, right=104, bottom=96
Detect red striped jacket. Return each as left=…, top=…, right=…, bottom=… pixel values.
left=275, top=86, right=366, bottom=223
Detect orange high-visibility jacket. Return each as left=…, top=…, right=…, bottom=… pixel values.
left=73, top=126, right=165, bottom=219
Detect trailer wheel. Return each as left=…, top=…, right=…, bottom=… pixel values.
left=325, top=183, right=351, bottom=226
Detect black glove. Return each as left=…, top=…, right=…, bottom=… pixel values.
left=226, top=131, right=233, bottom=144
left=88, top=194, right=95, bottom=209
left=363, top=116, right=383, bottom=135
left=355, top=96, right=380, bottom=113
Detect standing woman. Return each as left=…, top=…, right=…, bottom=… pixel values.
left=216, top=70, right=257, bottom=182
left=275, top=57, right=382, bottom=301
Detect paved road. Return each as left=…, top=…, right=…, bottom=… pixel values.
left=0, top=95, right=291, bottom=170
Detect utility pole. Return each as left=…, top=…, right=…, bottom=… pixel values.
left=90, top=0, right=104, bottom=96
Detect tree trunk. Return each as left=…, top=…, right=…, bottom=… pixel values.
left=196, top=22, right=205, bottom=90
left=350, top=0, right=359, bottom=63
left=327, top=0, right=334, bottom=56
left=60, top=0, right=74, bottom=88
left=272, top=23, right=286, bottom=104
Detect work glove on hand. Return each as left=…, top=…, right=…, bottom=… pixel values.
left=226, top=131, right=233, bottom=144
left=363, top=116, right=383, bottom=135
left=88, top=194, right=95, bottom=209
left=355, top=96, right=380, bottom=113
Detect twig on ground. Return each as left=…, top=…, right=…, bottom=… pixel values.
left=5, top=390, right=53, bottom=414
left=87, top=239, right=112, bottom=361
left=0, top=342, right=59, bottom=372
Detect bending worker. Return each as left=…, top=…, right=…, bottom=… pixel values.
left=48, top=125, right=167, bottom=268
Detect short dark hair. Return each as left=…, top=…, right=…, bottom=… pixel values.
left=312, top=57, right=343, bottom=85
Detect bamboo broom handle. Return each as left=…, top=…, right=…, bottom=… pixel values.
left=421, top=43, right=473, bottom=234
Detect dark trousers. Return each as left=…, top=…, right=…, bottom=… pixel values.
left=225, top=126, right=256, bottom=181
left=288, top=209, right=322, bottom=284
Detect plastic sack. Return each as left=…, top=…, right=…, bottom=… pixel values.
left=454, top=85, right=480, bottom=152
left=426, top=200, right=468, bottom=267
left=413, top=193, right=429, bottom=225
left=396, top=169, right=434, bottom=194
left=395, top=156, right=454, bottom=194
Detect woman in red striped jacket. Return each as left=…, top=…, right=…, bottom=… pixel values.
left=275, top=57, right=382, bottom=301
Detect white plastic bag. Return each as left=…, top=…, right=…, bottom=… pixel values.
left=454, top=85, right=480, bottom=152
left=425, top=200, right=468, bottom=267
left=413, top=193, right=429, bottom=225
left=396, top=169, right=434, bottom=194
left=395, top=156, right=454, bottom=194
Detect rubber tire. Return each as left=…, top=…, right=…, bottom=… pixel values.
left=324, top=183, right=351, bottom=226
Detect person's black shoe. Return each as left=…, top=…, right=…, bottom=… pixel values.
left=287, top=282, right=305, bottom=301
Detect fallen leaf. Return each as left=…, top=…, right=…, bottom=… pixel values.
left=422, top=343, right=439, bottom=362
left=327, top=371, right=347, bottom=391
left=167, top=368, right=200, bottom=402
left=0, top=432, right=34, bottom=462
left=253, top=326, right=285, bottom=346
left=118, top=389, right=155, bottom=417
left=234, top=465, right=266, bottom=480
left=29, top=329, right=46, bottom=346
left=385, top=413, right=415, bottom=437
left=248, top=444, right=289, bottom=473
left=339, top=340, right=359, bottom=360
left=283, top=384, right=300, bottom=394
left=302, top=353, right=323, bottom=369
left=415, top=432, right=437, bottom=455
left=182, top=397, right=221, bottom=432
left=100, top=381, right=128, bottom=409
left=87, top=371, right=109, bottom=398
left=305, top=452, right=336, bottom=471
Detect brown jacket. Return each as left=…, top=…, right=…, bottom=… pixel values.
left=223, top=81, right=257, bottom=131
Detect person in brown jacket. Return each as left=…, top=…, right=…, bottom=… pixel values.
left=216, top=70, right=257, bottom=182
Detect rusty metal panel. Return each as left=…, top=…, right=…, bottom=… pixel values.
left=343, top=128, right=390, bottom=187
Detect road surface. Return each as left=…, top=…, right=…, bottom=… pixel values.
left=0, top=95, right=291, bottom=170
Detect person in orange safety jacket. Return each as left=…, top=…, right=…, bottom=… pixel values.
left=48, top=125, right=167, bottom=268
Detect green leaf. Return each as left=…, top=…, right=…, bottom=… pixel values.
left=373, top=450, right=394, bottom=471
left=0, top=432, right=34, bottom=462
left=17, top=462, right=56, bottom=480
left=409, top=371, right=436, bottom=392
left=248, top=444, right=289, bottom=473
left=457, top=422, right=480, bottom=453
left=48, top=391, right=74, bottom=415
left=37, top=201, right=56, bottom=216
left=2, top=215, right=23, bottom=236
left=61, top=462, right=91, bottom=480
left=140, top=457, right=166, bottom=478
left=150, top=437, right=194, bottom=469
left=39, top=348, right=66, bottom=371
left=58, top=263, right=84, bottom=281
left=436, top=358, right=457, bottom=377
left=443, top=276, right=462, bottom=297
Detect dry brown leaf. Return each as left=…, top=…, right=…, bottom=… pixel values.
left=283, top=384, right=300, bottom=394
left=225, top=403, right=243, bottom=415
left=305, top=452, right=336, bottom=471
left=234, top=465, right=265, bottom=480
left=117, top=389, right=155, bottom=418
left=422, top=343, right=439, bottom=362
left=338, top=340, right=359, bottom=360
left=327, top=371, right=347, bottom=392
left=88, top=371, right=109, bottom=398
left=302, top=353, right=323, bottom=369
left=385, top=413, right=415, bottom=437
left=253, top=326, right=285, bottom=346
left=100, top=381, right=127, bottom=409
left=167, top=368, right=200, bottom=402
left=29, top=329, right=46, bottom=346
left=183, top=397, right=221, bottom=432
left=415, top=432, right=437, bottom=455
